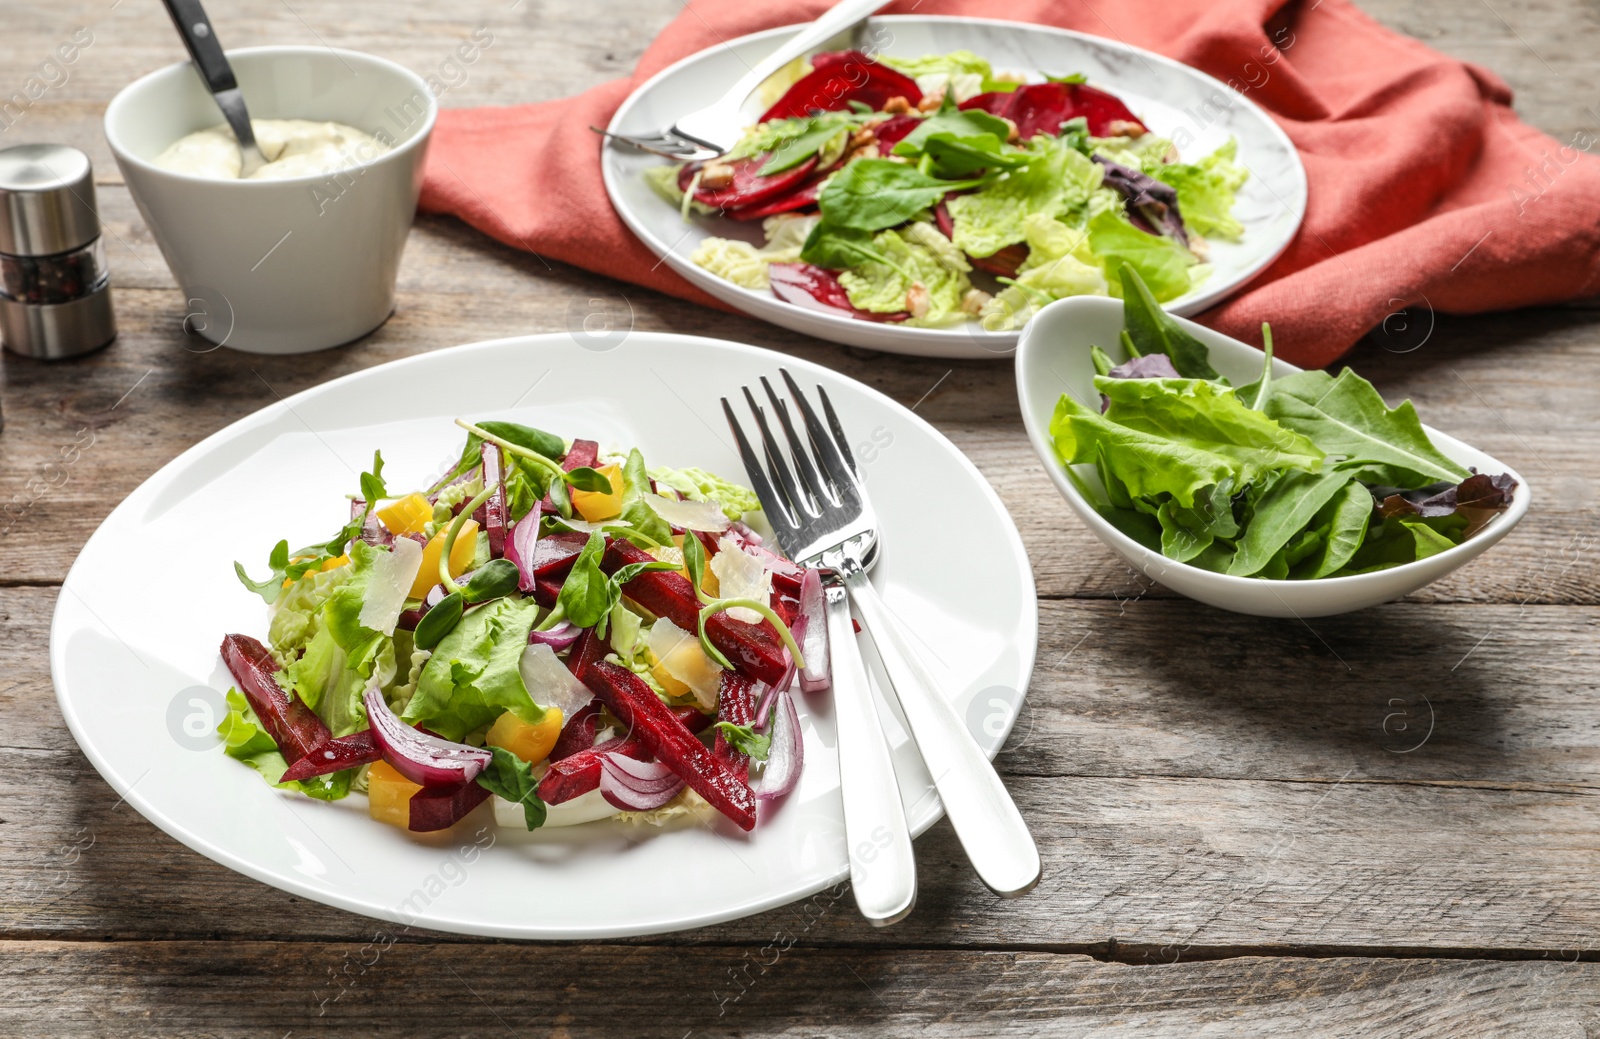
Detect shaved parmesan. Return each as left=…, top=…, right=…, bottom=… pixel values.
left=710, top=537, right=772, bottom=623
left=357, top=537, right=422, bottom=636
left=644, top=492, right=731, bottom=533
left=518, top=642, right=595, bottom=717
left=647, top=617, right=723, bottom=710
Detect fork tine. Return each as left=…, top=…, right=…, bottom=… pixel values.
left=589, top=125, right=707, bottom=161
left=760, top=376, right=831, bottom=506
left=721, top=397, right=799, bottom=540
left=779, top=369, right=863, bottom=503
left=818, top=384, right=859, bottom=478
left=742, top=386, right=815, bottom=519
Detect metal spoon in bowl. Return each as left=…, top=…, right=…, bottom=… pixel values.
left=158, top=0, right=268, bottom=177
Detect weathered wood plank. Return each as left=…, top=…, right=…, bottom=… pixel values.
left=4, top=941, right=1600, bottom=1038
left=8, top=582, right=1600, bottom=952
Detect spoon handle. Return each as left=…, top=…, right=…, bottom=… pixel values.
left=158, top=0, right=238, bottom=94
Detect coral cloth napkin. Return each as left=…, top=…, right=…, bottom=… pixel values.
left=418, top=0, right=1600, bottom=368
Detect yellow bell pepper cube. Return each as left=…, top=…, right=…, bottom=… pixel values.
left=366, top=760, right=423, bottom=829
left=651, top=661, right=694, bottom=699
left=408, top=519, right=479, bottom=599
left=668, top=534, right=718, bottom=596
left=377, top=493, right=433, bottom=536
left=571, top=463, right=623, bottom=522
left=485, top=708, right=565, bottom=765
left=282, top=553, right=347, bottom=589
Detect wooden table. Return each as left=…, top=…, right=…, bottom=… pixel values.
left=5, top=0, right=1599, bottom=1034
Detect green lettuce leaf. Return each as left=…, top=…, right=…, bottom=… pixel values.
left=403, top=596, right=544, bottom=741
left=217, top=689, right=352, bottom=800
left=1117, top=264, right=1220, bottom=380
left=1052, top=378, right=1323, bottom=507
left=980, top=214, right=1109, bottom=330
left=619, top=447, right=673, bottom=546
left=1227, top=468, right=1355, bottom=577
left=1154, top=138, right=1249, bottom=241
left=837, top=225, right=973, bottom=326
left=1293, top=479, right=1374, bottom=579
left=1089, top=209, right=1198, bottom=303
left=282, top=540, right=396, bottom=737
left=477, top=746, right=547, bottom=830
left=817, top=159, right=985, bottom=232
left=947, top=136, right=1102, bottom=257
left=1264, top=369, right=1470, bottom=487
left=649, top=466, right=761, bottom=520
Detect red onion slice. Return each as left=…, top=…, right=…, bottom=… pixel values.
left=752, top=690, right=803, bottom=800
left=504, top=503, right=541, bottom=593
left=363, top=685, right=491, bottom=788
left=598, top=752, right=686, bottom=810
left=797, top=568, right=830, bottom=693
left=527, top=620, right=580, bottom=650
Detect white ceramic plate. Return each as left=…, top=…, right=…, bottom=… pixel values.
left=1016, top=296, right=1531, bottom=617
left=602, top=16, right=1307, bottom=360
left=51, top=332, right=1037, bottom=939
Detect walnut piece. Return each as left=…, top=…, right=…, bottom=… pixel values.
left=882, top=95, right=913, bottom=115
left=699, top=161, right=736, bottom=190
left=906, top=281, right=931, bottom=320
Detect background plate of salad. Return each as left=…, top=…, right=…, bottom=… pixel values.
left=50, top=331, right=1036, bottom=939
left=602, top=16, right=1306, bottom=359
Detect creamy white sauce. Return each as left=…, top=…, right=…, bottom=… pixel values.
left=153, top=119, right=389, bottom=180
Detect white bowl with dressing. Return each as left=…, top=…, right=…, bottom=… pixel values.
left=105, top=46, right=436, bottom=354
left=1015, top=296, right=1532, bottom=617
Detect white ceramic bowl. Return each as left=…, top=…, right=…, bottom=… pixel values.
left=105, top=46, right=435, bottom=354
left=1014, top=296, right=1531, bottom=617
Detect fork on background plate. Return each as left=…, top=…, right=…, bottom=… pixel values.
left=594, top=0, right=891, bottom=161
left=723, top=371, right=1042, bottom=902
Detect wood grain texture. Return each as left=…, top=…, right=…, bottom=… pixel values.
left=3, top=0, right=1600, bottom=1033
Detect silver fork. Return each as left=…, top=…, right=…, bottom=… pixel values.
left=595, top=0, right=891, bottom=162
left=723, top=371, right=1043, bottom=900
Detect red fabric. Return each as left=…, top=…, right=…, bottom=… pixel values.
left=419, top=0, right=1600, bottom=368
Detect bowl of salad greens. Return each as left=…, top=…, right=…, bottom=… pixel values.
left=1015, top=268, right=1530, bottom=617
left=601, top=16, right=1306, bottom=359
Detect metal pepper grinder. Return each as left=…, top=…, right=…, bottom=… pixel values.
left=0, top=143, right=118, bottom=360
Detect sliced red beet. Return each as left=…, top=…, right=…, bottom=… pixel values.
left=538, top=440, right=603, bottom=514
left=712, top=672, right=758, bottom=784
left=539, top=732, right=648, bottom=804
left=564, top=626, right=611, bottom=684
left=548, top=699, right=601, bottom=762
left=960, top=81, right=1147, bottom=139
left=409, top=780, right=492, bottom=832
left=582, top=661, right=756, bottom=830
left=219, top=634, right=330, bottom=765
left=474, top=442, right=508, bottom=559
left=872, top=114, right=923, bottom=149
left=725, top=175, right=826, bottom=221
left=768, top=263, right=910, bottom=324
left=279, top=729, right=382, bottom=782
left=761, top=50, right=923, bottom=122
left=601, top=540, right=791, bottom=685
left=678, top=154, right=818, bottom=210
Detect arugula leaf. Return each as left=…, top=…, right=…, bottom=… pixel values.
left=680, top=527, right=710, bottom=600
left=402, top=596, right=544, bottom=741
left=619, top=448, right=673, bottom=546
left=1226, top=468, right=1354, bottom=577
left=413, top=591, right=463, bottom=651
left=553, top=531, right=674, bottom=637
left=897, top=94, right=1014, bottom=150
left=714, top=721, right=772, bottom=761
left=463, top=559, right=521, bottom=604
left=1116, top=265, right=1219, bottom=379
left=816, top=159, right=986, bottom=232
left=762, top=120, right=849, bottom=175
left=1263, top=369, right=1469, bottom=488
left=889, top=95, right=1023, bottom=177
left=1294, top=479, right=1374, bottom=579
left=1059, top=116, right=1093, bottom=156
left=801, top=223, right=904, bottom=273
left=476, top=745, right=547, bottom=830
left=564, top=466, right=617, bottom=494
left=475, top=421, right=565, bottom=460
left=553, top=532, right=613, bottom=630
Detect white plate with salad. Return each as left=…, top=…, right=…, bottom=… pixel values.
left=601, top=16, right=1306, bottom=359
left=50, top=331, right=1036, bottom=939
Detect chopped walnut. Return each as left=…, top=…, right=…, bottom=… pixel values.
left=882, top=95, right=913, bottom=115
left=1187, top=235, right=1210, bottom=262
left=1102, top=120, right=1145, bottom=138
left=906, top=281, right=931, bottom=320
left=917, top=87, right=947, bottom=113
left=849, top=127, right=877, bottom=149
left=991, top=71, right=1028, bottom=86
left=960, top=288, right=993, bottom=316
left=999, top=116, right=1020, bottom=144
left=1161, top=143, right=1180, bottom=164
left=699, top=161, right=736, bottom=190
left=850, top=143, right=881, bottom=161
